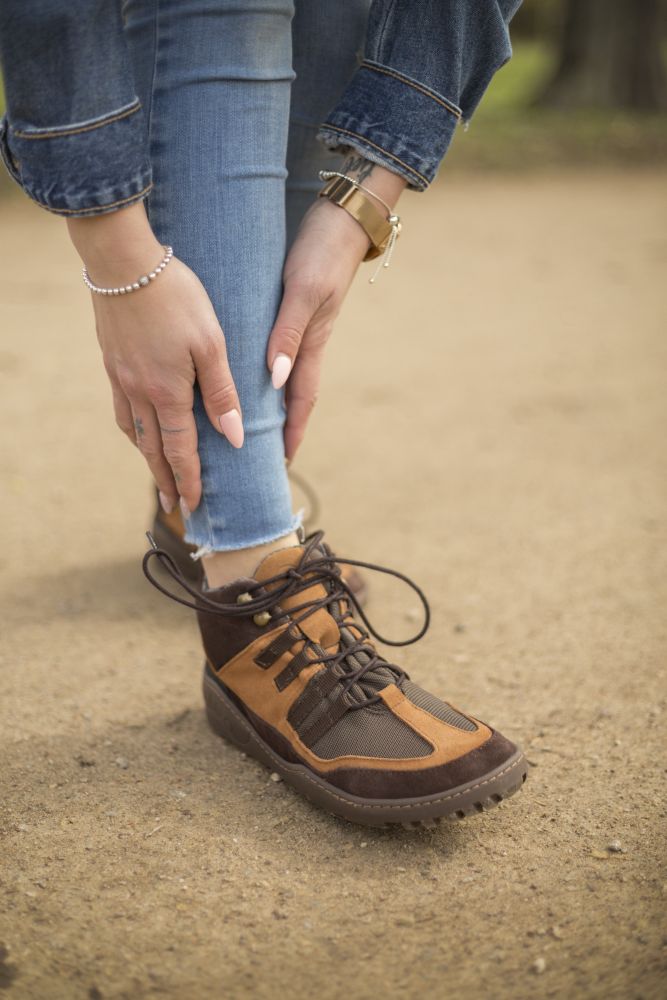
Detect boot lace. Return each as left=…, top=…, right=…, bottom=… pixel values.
left=142, top=530, right=430, bottom=709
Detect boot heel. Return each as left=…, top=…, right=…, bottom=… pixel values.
left=150, top=515, right=202, bottom=584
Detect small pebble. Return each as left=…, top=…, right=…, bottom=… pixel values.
left=551, top=925, right=564, bottom=940
left=532, top=957, right=546, bottom=975
left=607, top=839, right=623, bottom=853
left=270, top=772, right=282, bottom=783
left=360, top=841, right=368, bottom=848
left=115, top=756, right=129, bottom=770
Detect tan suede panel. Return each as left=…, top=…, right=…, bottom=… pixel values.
left=215, top=629, right=325, bottom=740
left=253, top=545, right=340, bottom=647
left=214, top=629, right=489, bottom=773
left=379, top=685, right=491, bottom=764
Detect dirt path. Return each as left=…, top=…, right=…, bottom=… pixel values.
left=1, top=171, right=665, bottom=1000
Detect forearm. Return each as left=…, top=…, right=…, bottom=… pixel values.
left=338, top=153, right=407, bottom=209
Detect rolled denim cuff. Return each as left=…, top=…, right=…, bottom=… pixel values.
left=317, top=60, right=462, bottom=191
left=0, top=100, right=153, bottom=217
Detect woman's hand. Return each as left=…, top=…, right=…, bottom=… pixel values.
left=267, top=157, right=406, bottom=462
left=68, top=204, right=243, bottom=516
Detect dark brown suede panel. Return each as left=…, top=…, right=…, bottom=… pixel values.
left=214, top=673, right=304, bottom=766
left=210, top=670, right=516, bottom=800
left=322, top=730, right=518, bottom=798
left=197, top=580, right=288, bottom=669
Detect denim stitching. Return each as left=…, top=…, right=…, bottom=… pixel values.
left=319, top=125, right=428, bottom=187
left=13, top=100, right=141, bottom=140
left=361, top=61, right=462, bottom=119
left=25, top=183, right=153, bottom=216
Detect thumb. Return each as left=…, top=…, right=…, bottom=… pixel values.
left=267, top=279, right=317, bottom=390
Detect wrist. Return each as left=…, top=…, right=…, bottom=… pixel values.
left=67, top=202, right=164, bottom=285
left=339, top=154, right=407, bottom=210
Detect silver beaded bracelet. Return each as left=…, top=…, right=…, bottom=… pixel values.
left=82, top=245, right=174, bottom=296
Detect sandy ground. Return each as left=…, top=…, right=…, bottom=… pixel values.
left=0, top=171, right=666, bottom=1000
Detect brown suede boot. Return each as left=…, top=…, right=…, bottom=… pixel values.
left=144, top=531, right=527, bottom=828
left=150, top=490, right=368, bottom=602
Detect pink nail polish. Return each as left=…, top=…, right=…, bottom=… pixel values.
left=159, top=491, right=175, bottom=515
left=219, top=408, right=244, bottom=448
left=179, top=497, right=191, bottom=520
left=271, top=353, right=292, bottom=390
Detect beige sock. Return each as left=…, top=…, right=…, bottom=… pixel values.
left=202, top=531, right=300, bottom=589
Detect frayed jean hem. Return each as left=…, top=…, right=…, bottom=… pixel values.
left=184, top=511, right=303, bottom=558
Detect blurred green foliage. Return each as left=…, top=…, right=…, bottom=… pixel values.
left=446, top=40, right=667, bottom=171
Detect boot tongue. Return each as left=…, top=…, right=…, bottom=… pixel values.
left=253, top=541, right=340, bottom=648
left=254, top=541, right=397, bottom=701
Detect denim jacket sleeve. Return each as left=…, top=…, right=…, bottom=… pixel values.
left=0, top=0, right=152, bottom=216
left=317, top=0, right=522, bottom=190
left=0, top=1, right=520, bottom=216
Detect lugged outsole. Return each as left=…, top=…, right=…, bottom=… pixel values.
left=203, top=667, right=528, bottom=829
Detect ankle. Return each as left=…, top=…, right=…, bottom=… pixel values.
left=202, top=532, right=300, bottom=589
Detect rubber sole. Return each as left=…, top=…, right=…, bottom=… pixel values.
left=203, top=669, right=528, bottom=829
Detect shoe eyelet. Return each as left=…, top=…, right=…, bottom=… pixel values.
left=253, top=611, right=271, bottom=627
left=237, top=592, right=253, bottom=604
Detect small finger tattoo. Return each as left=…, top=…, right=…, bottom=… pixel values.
left=134, top=416, right=145, bottom=439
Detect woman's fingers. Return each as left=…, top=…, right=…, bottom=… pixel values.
left=192, top=334, right=245, bottom=449
left=154, top=399, right=202, bottom=515
left=128, top=403, right=179, bottom=512
left=283, top=346, right=324, bottom=463
left=109, top=379, right=137, bottom=447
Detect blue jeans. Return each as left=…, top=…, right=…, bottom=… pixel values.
left=121, top=0, right=369, bottom=552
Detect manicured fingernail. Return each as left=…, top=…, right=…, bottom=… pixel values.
left=271, top=353, right=292, bottom=390
left=219, top=408, right=244, bottom=448
left=159, top=491, right=175, bottom=515
left=179, top=497, right=191, bottom=520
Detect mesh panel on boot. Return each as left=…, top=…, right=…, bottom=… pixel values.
left=310, top=703, right=432, bottom=760
left=402, top=680, right=478, bottom=732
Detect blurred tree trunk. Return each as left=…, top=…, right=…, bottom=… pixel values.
left=540, top=0, right=667, bottom=110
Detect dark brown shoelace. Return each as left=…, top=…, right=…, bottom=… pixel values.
left=142, top=530, right=430, bottom=708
